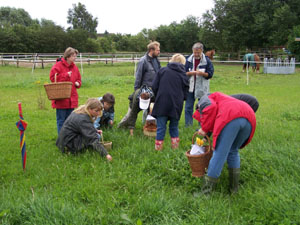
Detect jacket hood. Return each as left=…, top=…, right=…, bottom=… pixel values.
left=198, top=94, right=212, bottom=114
left=61, top=58, right=74, bottom=68
left=167, top=62, right=185, bottom=73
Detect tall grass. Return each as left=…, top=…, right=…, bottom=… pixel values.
left=1, top=62, right=300, bottom=224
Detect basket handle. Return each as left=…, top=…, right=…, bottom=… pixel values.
left=54, top=73, right=58, bottom=83
left=192, top=132, right=212, bottom=151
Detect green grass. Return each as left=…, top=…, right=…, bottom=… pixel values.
left=1, top=62, right=300, bottom=224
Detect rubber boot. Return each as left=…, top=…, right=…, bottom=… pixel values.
left=155, top=140, right=164, bottom=151
left=201, top=175, right=218, bottom=195
left=228, top=168, right=240, bottom=194
left=171, top=137, right=180, bottom=149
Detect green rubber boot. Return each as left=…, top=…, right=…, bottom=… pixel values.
left=228, top=168, right=240, bottom=194
left=201, top=175, right=218, bottom=195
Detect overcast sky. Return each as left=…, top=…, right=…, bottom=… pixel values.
left=1, top=0, right=214, bottom=34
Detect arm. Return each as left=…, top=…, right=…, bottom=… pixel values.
left=94, top=117, right=101, bottom=129
left=151, top=70, right=161, bottom=96
left=49, top=65, right=70, bottom=82
left=204, top=57, right=214, bottom=79
left=79, top=117, right=109, bottom=158
left=134, top=59, right=146, bottom=90
left=108, top=111, right=114, bottom=125
left=74, top=66, right=82, bottom=88
left=200, top=104, right=217, bottom=134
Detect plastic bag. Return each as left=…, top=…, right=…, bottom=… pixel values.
left=190, top=144, right=205, bottom=155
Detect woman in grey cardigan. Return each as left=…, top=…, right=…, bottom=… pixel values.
left=56, top=98, right=112, bottom=161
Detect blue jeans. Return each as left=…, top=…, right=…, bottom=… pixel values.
left=207, top=118, right=252, bottom=178
left=56, top=108, right=74, bottom=134
left=156, top=116, right=179, bottom=140
left=185, top=92, right=196, bottom=127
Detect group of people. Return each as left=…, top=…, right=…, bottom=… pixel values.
left=50, top=42, right=258, bottom=195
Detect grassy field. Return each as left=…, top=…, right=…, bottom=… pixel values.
left=1, top=62, right=300, bottom=224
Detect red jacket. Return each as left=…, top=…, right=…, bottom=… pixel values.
left=49, top=58, right=82, bottom=109
left=193, top=92, right=256, bottom=149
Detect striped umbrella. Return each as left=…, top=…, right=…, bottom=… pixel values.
left=16, top=102, right=27, bottom=171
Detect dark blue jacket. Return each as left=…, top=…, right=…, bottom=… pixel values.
left=151, top=63, right=189, bottom=120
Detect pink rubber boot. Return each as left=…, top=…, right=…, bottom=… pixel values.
left=171, top=137, right=180, bottom=149
left=155, top=140, right=164, bottom=151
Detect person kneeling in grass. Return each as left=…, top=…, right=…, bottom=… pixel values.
left=94, top=93, right=115, bottom=130
left=56, top=98, right=112, bottom=161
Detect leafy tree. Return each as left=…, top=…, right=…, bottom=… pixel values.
left=287, top=25, right=300, bottom=61
left=201, top=0, right=300, bottom=51
left=67, top=3, right=98, bottom=38
left=97, top=37, right=114, bottom=53
left=67, top=29, right=89, bottom=52
left=0, top=7, right=33, bottom=27
left=37, top=20, right=68, bottom=53
left=269, top=4, right=297, bottom=45
left=85, top=38, right=102, bottom=52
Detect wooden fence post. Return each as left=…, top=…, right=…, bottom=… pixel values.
left=41, top=59, right=44, bottom=69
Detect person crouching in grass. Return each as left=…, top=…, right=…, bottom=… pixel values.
left=151, top=54, right=189, bottom=150
left=94, top=93, right=115, bottom=131
left=56, top=98, right=112, bottom=161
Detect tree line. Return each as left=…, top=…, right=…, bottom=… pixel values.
left=1, top=1, right=300, bottom=59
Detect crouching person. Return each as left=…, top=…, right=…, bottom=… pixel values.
left=193, top=92, right=256, bottom=194
left=151, top=54, right=189, bottom=150
left=94, top=93, right=115, bottom=129
left=56, top=98, right=112, bottom=161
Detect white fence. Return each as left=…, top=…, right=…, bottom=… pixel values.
left=263, top=58, right=295, bottom=74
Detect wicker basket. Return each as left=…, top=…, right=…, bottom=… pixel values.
left=185, top=133, right=213, bottom=177
left=143, top=121, right=157, bottom=137
left=44, top=73, right=72, bottom=100
left=101, top=135, right=112, bottom=151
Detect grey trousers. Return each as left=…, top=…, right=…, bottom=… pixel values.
left=118, top=89, right=142, bottom=129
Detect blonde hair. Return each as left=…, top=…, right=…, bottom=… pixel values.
left=74, top=98, right=103, bottom=122
left=169, top=53, right=186, bottom=65
left=147, top=41, right=160, bottom=51
left=64, top=47, right=79, bottom=60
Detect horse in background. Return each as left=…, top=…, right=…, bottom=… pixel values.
left=242, top=53, right=261, bottom=73
left=205, top=49, right=215, bottom=60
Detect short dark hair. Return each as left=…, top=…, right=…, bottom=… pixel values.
left=102, top=93, right=115, bottom=104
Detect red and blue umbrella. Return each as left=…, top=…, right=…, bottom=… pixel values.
left=16, top=102, right=27, bottom=171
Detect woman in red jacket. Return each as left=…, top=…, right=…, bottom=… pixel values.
left=50, top=47, right=82, bottom=134
left=193, top=92, right=256, bottom=194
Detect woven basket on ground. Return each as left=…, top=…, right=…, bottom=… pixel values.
left=101, top=135, right=112, bottom=150
left=185, top=132, right=213, bottom=177
left=143, top=122, right=156, bottom=137
left=44, top=73, right=72, bottom=100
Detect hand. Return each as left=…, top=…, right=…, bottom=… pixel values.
left=106, top=154, right=112, bottom=161
left=109, top=120, right=113, bottom=126
left=75, top=81, right=79, bottom=87
left=198, top=128, right=206, bottom=136
left=186, top=71, right=196, bottom=76
left=97, top=129, right=103, bottom=135
left=68, top=71, right=72, bottom=77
